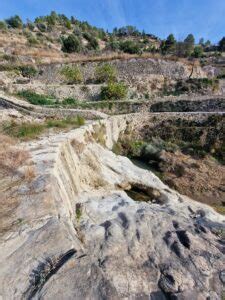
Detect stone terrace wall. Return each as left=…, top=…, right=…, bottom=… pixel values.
left=37, top=58, right=208, bottom=84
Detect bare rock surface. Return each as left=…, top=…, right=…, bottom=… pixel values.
left=0, top=116, right=225, bottom=299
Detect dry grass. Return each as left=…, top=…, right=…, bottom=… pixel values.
left=2, top=50, right=194, bottom=68
left=23, top=166, right=36, bottom=182
left=0, top=134, right=29, bottom=175
left=0, top=191, right=21, bottom=236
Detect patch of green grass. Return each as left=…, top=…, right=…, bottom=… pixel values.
left=62, top=98, right=79, bottom=106
left=17, top=90, right=55, bottom=105
left=3, top=121, right=45, bottom=139
left=75, top=203, right=82, bottom=221
left=2, top=116, right=85, bottom=140
left=47, top=116, right=85, bottom=128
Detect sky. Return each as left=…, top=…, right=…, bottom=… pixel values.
left=0, top=0, right=225, bottom=43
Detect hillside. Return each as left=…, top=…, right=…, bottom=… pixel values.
left=0, top=11, right=225, bottom=300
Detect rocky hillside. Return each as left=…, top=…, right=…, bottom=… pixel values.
left=0, top=11, right=225, bottom=300
left=0, top=116, right=225, bottom=299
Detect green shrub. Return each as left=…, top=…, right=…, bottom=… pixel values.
left=60, top=65, right=83, bottom=84
left=0, top=21, right=7, bottom=30
left=100, top=82, right=128, bottom=100
left=119, top=40, right=141, bottom=54
left=27, top=21, right=35, bottom=31
left=65, top=20, right=72, bottom=29
left=62, top=98, right=78, bottom=105
left=37, top=23, right=47, bottom=32
left=5, top=15, right=23, bottom=28
left=76, top=203, right=82, bottom=220
left=19, top=66, right=38, bottom=78
left=88, top=37, right=99, bottom=50
left=27, top=35, right=39, bottom=45
left=17, top=90, right=54, bottom=105
left=106, top=39, right=120, bottom=51
left=217, top=73, right=225, bottom=79
left=95, top=64, right=117, bottom=83
left=83, top=32, right=99, bottom=50
left=61, top=34, right=82, bottom=53
left=76, top=115, right=85, bottom=126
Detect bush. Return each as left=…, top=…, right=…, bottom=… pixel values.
left=62, top=98, right=78, bottom=105
left=218, top=37, right=225, bottom=52
left=5, top=15, right=23, bottom=28
left=19, top=66, right=38, bottom=78
left=106, top=39, right=120, bottom=51
left=36, top=23, right=47, bottom=32
left=65, top=20, right=72, bottom=29
left=0, top=21, right=7, bottom=30
left=76, top=115, right=85, bottom=126
left=83, top=32, right=99, bottom=50
left=119, top=40, right=141, bottom=54
left=61, top=34, right=82, bottom=53
left=60, top=65, right=83, bottom=84
left=17, top=90, right=55, bottom=105
left=100, top=82, right=127, bottom=100
left=88, top=37, right=99, bottom=50
left=95, top=64, right=117, bottom=83
left=27, top=35, right=39, bottom=45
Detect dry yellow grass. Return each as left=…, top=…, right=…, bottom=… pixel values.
left=23, top=166, right=36, bottom=182
left=0, top=134, right=30, bottom=175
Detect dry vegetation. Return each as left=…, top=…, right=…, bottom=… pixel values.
left=0, top=134, right=29, bottom=175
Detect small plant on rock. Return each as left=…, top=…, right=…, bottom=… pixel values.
left=19, top=66, right=38, bottom=78
left=100, top=82, right=128, bottom=100
left=60, top=66, right=83, bottom=84
left=95, top=63, right=117, bottom=83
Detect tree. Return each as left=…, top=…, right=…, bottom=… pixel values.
left=161, top=34, right=176, bottom=54
left=218, top=37, right=225, bottom=52
left=71, top=16, right=76, bottom=24
left=199, top=38, right=204, bottom=46
left=175, top=42, right=187, bottom=57
left=61, top=34, right=82, bottom=53
left=192, top=46, right=203, bottom=58
left=183, top=34, right=195, bottom=56
left=5, top=15, right=23, bottom=28
left=184, top=34, right=195, bottom=45
left=205, top=40, right=211, bottom=48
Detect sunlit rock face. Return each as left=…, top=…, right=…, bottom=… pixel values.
left=0, top=116, right=225, bottom=300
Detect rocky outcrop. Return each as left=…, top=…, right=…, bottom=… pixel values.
left=0, top=116, right=225, bottom=299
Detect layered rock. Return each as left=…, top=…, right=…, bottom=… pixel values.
left=0, top=116, right=225, bottom=299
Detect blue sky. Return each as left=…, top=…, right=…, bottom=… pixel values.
left=0, top=0, right=225, bottom=43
